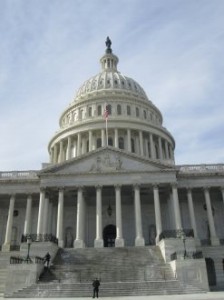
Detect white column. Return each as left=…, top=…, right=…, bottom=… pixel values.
left=2, top=195, right=15, bottom=251
left=165, top=141, right=169, bottom=159
left=139, top=131, right=144, bottom=156
left=221, top=187, right=224, bottom=206
left=74, top=187, right=85, bottom=248
left=77, top=133, right=81, bottom=156
left=57, top=189, right=64, bottom=247
left=66, top=136, right=72, bottom=160
left=134, top=185, right=145, bottom=246
left=114, top=129, right=118, bottom=148
left=153, top=185, right=162, bottom=243
left=115, top=185, right=124, bottom=247
left=50, top=148, right=54, bottom=163
left=187, top=188, right=200, bottom=245
left=24, top=195, right=32, bottom=236
left=101, top=129, right=105, bottom=147
left=158, top=137, right=163, bottom=159
left=37, top=189, right=45, bottom=239
left=53, top=144, right=58, bottom=163
left=89, top=130, right=93, bottom=152
left=149, top=133, right=155, bottom=159
left=204, top=187, right=219, bottom=245
left=172, top=184, right=182, bottom=231
left=59, top=141, right=63, bottom=163
left=94, top=186, right=103, bottom=248
left=127, top=129, right=131, bottom=152
left=42, top=197, right=49, bottom=235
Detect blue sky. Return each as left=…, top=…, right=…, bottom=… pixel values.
left=0, top=0, right=224, bottom=170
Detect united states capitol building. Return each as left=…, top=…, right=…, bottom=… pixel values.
left=0, top=38, right=224, bottom=297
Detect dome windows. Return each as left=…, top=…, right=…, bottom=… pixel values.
left=136, top=107, right=139, bottom=117
left=127, top=105, right=131, bottom=116
left=117, top=104, right=122, bottom=115
left=97, top=105, right=102, bottom=116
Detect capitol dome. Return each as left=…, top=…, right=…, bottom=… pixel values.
left=48, top=38, right=175, bottom=165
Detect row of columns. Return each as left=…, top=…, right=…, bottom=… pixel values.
left=2, top=185, right=222, bottom=251
left=50, top=129, right=174, bottom=164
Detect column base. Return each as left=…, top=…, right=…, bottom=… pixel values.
left=211, top=237, right=220, bottom=246
left=2, top=244, right=10, bottom=252
left=115, top=238, right=124, bottom=247
left=74, top=239, right=85, bottom=249
left=94, top=239, right=104, bottom=248
left=135, top=237, right=145, bottom=246
left=58, top=240, right=64, bottom=248
left=194, top=238, right=201, bottom=246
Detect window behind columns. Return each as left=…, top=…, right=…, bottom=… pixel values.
left=97, top=138, right=102, bottom=148
left=131, top=138, right=135, bottom=153
left=119, top=137, right=124, bottom=149
left=88, top=107, right=92, bottom=117
left=108, top=137, right=113, bottom=146
left=127, top=105, right=131, bottom=115
left=136, top=107, right=139, bottom=117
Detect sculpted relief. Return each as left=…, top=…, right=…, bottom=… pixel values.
left=90, top=153, right=122, bottom=172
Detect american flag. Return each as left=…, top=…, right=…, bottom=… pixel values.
left=104, top=105, right=109, bottom=120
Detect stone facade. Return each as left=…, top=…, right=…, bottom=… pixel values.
left=0, top=39, right=224, bottom=290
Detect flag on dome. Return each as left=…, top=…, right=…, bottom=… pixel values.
left=104, top=105, right=109, bottom=120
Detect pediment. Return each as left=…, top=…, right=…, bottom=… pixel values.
left=40, top=147, right=175, bottom=176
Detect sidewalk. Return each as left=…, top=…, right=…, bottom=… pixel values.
left=2, top=292, right=224, bottom=300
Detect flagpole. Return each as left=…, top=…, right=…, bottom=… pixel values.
left=106, top=117, right=108, bottom=146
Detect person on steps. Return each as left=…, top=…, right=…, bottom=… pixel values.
left=44, top=252, right=51, bottom=268
left=92, top=278, right=100, bottom=298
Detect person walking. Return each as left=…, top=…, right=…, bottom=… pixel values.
left=44, top=252, right=51, bottom=268
left=92, top=278, right=100, bottom=298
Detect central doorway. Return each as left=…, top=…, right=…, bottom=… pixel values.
left=103, top=224, right=116, bottom=247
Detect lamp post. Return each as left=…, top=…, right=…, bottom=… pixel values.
left=26, top=236, right=32, bottom=263
left=181, top=233, right=187, bottom=259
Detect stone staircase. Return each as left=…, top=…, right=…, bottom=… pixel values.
left=0, top=251, right=19, bottom=297
left=7, top=246, right=206, bottom=297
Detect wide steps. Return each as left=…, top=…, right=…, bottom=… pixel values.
left=8, top=280, right=204, bottom=298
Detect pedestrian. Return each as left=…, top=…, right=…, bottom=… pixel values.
left=44, top=252, right=51, bottom=268
left=92, top=278, right=100, bottom=298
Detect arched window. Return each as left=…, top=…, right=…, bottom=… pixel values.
left=136, top=107, right=139, bottom=117
left=144, top=110, right=147, bottom=119
left=107, top=104, right=112, bottom=115
left=97, top=105, right=102, bottom=116
left=117, top=104, right=122, bottom=115
left=97, top=138, right=102, bottom=148
left=88, top=107, right=92, bottom=117
left=108, top=137, right=113, bottom=146
left=127, top=105, right=131, bottom=116
left=119, top=137, right=124, bottom=149
left=131, top=138, right=135, bottom=153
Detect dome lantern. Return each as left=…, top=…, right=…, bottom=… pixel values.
left=100, top=36, right=119, bottom=72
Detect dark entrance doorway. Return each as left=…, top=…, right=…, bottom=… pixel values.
left=205, top=257, right=216, bottom=286
left=103, top=224, right=116, bottom=247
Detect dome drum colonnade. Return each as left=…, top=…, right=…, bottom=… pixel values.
left=48, top=40, right=175, bottom=166
left=2, top=183, right=222, bottom=250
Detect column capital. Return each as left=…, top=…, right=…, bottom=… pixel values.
left=58, top=187, right=65, bottom=192
left=114, top=184, right=121, bottom=191
left=203, top=186, right=210, bottom=192
left=95, top=185, right=102, bottom=190
left=171, top=183, right=178, bottom=189
left=152, top=184, right=159, bottom=190
left=40, top=187, right=46, bottom=193
left=133, top=184, right=140, bottom=190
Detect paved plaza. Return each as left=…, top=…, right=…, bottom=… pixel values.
left=1, top=292, right=224, bottom=300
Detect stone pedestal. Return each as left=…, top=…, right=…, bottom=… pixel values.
left=115, top=238, right=124, bottom=247
left=2, top=243, right=10, bottom=252
left=74, top=239, right=85, bottom=249
left=135, top=237, right=145, bottom=246
left=94, top=239, right=104, bottom=248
